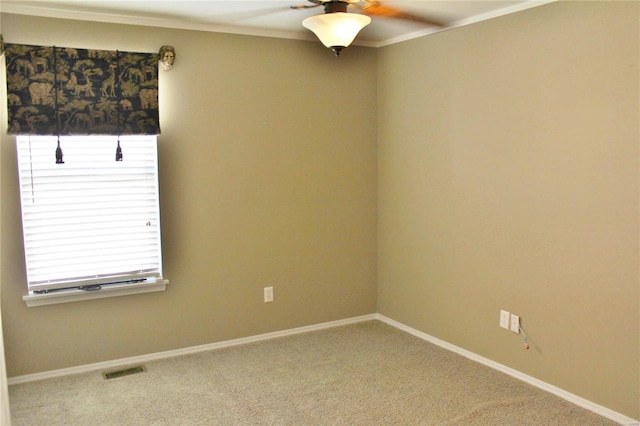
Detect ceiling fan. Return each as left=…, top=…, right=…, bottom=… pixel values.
left=291, top=0, right=445, bottom=56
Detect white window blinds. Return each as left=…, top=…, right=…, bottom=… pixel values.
left=17, top=135, right=163, bottom=293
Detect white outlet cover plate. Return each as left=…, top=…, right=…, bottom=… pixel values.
left=510, top=314, right=520, bottom=333
left=264, top=286, right=273, bottom=303
left=500, top=310, right=510, bottom=329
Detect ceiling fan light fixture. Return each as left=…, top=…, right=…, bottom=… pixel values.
left=303, top=12, right=371, bottom=56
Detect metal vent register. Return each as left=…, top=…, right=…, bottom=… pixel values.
left=103, top=365, right=146, bottom=380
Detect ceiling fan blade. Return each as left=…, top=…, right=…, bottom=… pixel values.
left=357, top=2, right=445, bottom=27
left=290, top=4, right=321, bottom=10
left=290, top=0, right=322, bottom=10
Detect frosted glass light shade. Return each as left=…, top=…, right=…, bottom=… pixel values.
left=303, top=13, right=371, bottom=49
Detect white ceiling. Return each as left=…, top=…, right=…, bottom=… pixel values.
left=0, top=0, right=554, bottom=47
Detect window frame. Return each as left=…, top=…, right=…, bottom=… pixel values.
left=15, top=135, right=168, bottom=307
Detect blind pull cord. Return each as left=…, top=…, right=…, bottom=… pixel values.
left=53, top=46, right=64, bottom=165
left=115, top=50, right=123, bottom=162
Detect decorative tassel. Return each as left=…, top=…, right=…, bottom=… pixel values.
left=115, top=139, right=123, bottom=161
left=55, top=139, right=64, bottom=164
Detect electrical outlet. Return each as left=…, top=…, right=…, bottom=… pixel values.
left=510, top=314, right=520, bottom=333
left=264, top=286, right=273, bottom=303
left=500, top=310, right=510, bottom=329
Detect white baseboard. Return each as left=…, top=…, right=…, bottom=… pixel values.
left=374, top=313, right=638, bottom=426
left=7, top=314, right=377, bottom=386
left=8, top=313, right=637, bottom=425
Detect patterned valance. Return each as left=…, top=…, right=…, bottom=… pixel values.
left=4, top=44, right=160, bottom=135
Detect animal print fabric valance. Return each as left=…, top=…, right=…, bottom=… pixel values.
left=4, top=44, right=160, bottom=135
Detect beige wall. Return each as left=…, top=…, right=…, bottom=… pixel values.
left=0, top=15, right=378, bottom=376
left=377, top=1, right=639, bottom=419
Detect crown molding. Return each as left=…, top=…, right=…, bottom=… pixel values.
left=0, top=2, right=319, bottom=44
left=375, top=0, right=557, bottom=47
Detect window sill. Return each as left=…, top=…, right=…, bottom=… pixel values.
left=23, top=279, right=169, bottom=307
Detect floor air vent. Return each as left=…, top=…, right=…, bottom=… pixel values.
left=103, top=365, right=146, bottom=380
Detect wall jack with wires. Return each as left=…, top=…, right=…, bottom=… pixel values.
left=500, top=310, right=529, bottom=350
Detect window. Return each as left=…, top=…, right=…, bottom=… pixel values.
left=16, top=135, right=167, bottom=307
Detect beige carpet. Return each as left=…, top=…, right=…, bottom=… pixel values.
left=9, top=321, right=615, bottom=425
